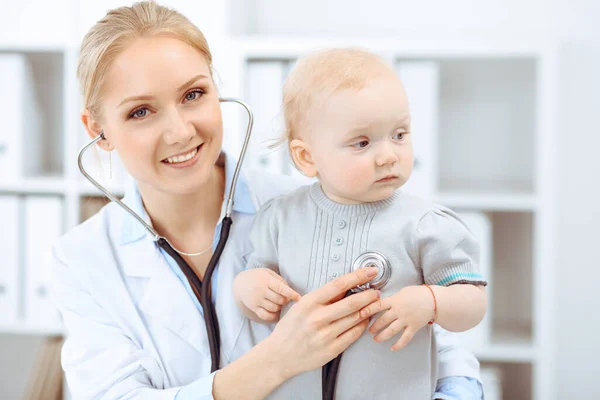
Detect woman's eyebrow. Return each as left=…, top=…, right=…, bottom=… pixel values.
left=176, top=73, right=209, bottom=92
left=117, top=74, right=209, bottom=108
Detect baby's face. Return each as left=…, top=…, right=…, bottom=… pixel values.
left=306, top=74, right=413, bottom=204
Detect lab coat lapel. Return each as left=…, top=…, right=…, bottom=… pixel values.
left=122, top=237, right=209, bottom=357
left=215, top=218, right=254, bottom=363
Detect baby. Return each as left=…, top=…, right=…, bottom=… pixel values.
left=234, top=48, right=487, bottom=399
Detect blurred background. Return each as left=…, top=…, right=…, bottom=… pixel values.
left=0, top=0, right=598, bottom=399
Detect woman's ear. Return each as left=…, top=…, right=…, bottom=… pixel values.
left=290, top=139, right=318, bottom=177
left=81, top=109, right=113, bottom=151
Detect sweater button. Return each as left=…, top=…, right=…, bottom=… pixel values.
left=337, top=220, right=346, bottom=229
left=334, top=237, right=343, bottom=245
left=331, top=253, right=340, bottom=261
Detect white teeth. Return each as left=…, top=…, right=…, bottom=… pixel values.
left=165, top=147, right=198, bottom=164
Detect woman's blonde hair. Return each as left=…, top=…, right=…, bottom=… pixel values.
left=77, top=0, right=212, bottom=121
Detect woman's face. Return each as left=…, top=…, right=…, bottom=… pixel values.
left=89, top=35, right=223, bottom=195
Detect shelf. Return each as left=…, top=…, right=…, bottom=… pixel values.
left=0, top=323, right=64, bottom=337
left=78, top=180, right=126, bottom=197
left=0, top=43, right=68, bottom=53
left=0, top=177, right=67, bottom=195
left=435, top=192, right=537, bottom=211
left=234, top=36, right=550, bottom=60
left=474, top=329, right=536, bottom=363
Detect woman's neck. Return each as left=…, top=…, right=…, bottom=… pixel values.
left=137, top=163, right=225, bottom=250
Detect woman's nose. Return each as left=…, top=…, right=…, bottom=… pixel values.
left=162, top=108, right=194, bottom=145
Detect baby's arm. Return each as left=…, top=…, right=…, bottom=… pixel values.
left=425, top=283, right=486, bottom=332
left=234, top=268, right=301, bottom=323
left=234, top=200, right=301, bottom=324
left=369, top=206, right=487, bottom=350
left=416, top=206, right=488, bottom=332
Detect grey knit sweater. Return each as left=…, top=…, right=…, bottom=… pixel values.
left=247, top=182, right=486, bottom=399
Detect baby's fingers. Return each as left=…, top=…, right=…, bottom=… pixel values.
left=391, top=327, right=415, bottom=351
left=260, top=299, right=283, bottom=313
left=373, top=320, right=405, bottom=343
left=254, top=307, right=279, bottom=322
left=269, top=280, right=301, bottom=302
left=369, top=310, right=396, bottom=335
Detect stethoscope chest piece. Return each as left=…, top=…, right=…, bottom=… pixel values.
left=350, top=251, right=391, bottom=293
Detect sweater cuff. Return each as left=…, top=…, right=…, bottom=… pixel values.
left=426, top=262, right=487, bottom=287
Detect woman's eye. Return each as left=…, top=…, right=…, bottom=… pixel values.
left=130, top=108, right=149, bottom=119
left=351, top=140, right=370, bottom=149
left=184, top=89, right=204, bottom=102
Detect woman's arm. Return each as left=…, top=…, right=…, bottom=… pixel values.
left=50, top=243, right=381, bottom=400
left=213, top=267, right=382, bottom=400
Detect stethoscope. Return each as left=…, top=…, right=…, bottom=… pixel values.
left=323, top=252, right=392, bottom=400
left=77, top=97, right=393, bottom=400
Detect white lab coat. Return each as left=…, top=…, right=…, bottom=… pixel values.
left=47, top=169, right=479, bottom=400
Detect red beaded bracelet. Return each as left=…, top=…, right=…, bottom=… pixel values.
left=424, top=284, right=438, bottom=325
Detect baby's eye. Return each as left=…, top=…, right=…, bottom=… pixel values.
left=351, top=140, right=370, bottom=149
left=392, top=132, right=405, bottom=140
left=184, top=89, right=204, bottom=102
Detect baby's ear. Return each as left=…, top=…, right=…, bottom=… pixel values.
left=289, top=139, right=317, bottom=177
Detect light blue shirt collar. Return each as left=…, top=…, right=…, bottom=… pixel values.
left=120, top=151, right=255, bottom=245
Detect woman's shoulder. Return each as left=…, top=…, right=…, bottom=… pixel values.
left=53, top=201, right=125, bottom=264
left=243, top=168, right=314, bottom=210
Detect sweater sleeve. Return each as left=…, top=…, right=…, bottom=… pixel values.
left=415, top=205, right=487, bottom=287
left=246, top=199, right=281, bottom=273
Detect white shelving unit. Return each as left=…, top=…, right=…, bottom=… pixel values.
left=0, top=1, right=558, bottom=399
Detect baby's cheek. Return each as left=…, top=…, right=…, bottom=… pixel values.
left=341, top=165, right=370, bottom=188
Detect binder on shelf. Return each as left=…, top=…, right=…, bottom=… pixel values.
left=24, top=196, right=64, bottom=327
left=23, top=336, right=64, bottom=400
left=395, top=62, right=440, bottom=199
left=79, top=196, right=110, bottom=222
left=0, top=54, right=42, bottom=182
left=245, top=61, right=287, bottom=174
left=0, top=195, right=21, bottom=325
left=456, top=211, right=493, bottom=351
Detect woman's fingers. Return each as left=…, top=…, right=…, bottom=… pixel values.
left=330, top=318, right=370, bottom=357
left=322, top=289, right=381, bottom=323
left=307, top=267, right=378, bottom=305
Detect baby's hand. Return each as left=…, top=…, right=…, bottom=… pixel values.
left=368, top=285, right=435, bottom=351
left=234, top=268, right=302, bottom=322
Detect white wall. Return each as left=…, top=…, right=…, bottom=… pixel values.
left=554, top=1, right=600, bottom=398
left=555, top=40, right=600, bottom=398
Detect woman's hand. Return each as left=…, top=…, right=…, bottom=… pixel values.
left=265, top=267, right=382, bottom=380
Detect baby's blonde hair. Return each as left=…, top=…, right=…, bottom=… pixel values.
left=77, top=0, right=212, bottom=121
left=282, top=47, right=396, bottom=143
